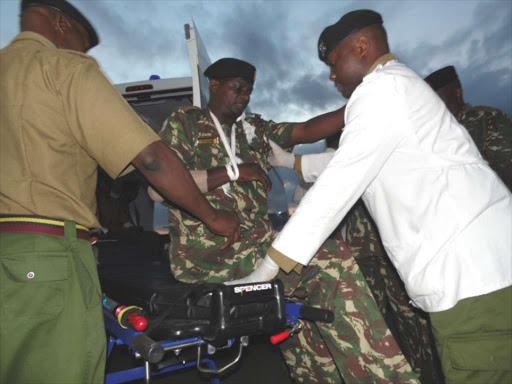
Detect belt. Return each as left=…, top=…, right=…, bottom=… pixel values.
left=0, top=215, right=90, bottom=241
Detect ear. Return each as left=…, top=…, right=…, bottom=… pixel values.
left=456, top=87, right=463, bottom=101
left=210, top=79, right=220, bottom=94
left=356, top=36, right=369, bottom=57
left=55, top=14, right=71, bottom=35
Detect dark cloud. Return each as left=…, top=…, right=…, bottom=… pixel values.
left=82, top=1, right=200, bottom=80
left=4, top=0, right=508, bottom=119
left=396, top=1, right=511, bottom=116
left=193, top=0, right=511, bottom=122
left=193, top=1, right=349, bottom=121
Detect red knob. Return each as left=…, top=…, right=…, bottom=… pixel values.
left=127, top=313, right=149, bottom=331
left=270, top=331, right=290, bottom=345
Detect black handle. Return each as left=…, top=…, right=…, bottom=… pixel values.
left=300, top=305, right=334, bottom=323
left=133, top=334, right=165, bottom=363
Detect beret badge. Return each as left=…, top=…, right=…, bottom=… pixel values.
left=318, top=40, right=328, bottom=61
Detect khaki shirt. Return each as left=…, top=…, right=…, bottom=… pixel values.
left=0, top=32, right=160, bottom=228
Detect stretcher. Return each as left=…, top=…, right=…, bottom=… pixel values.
left=102, top=279, right=334, bottom=384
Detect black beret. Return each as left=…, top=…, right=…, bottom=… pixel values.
left=424, top=66, right=459, bottom=91
left=318, top=9, right=383, bottom=63
left=21, top=0, right=99, bottom=49
left=204, top=58, right=257, bottom=85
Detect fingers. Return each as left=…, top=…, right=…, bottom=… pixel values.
left=220, top=237, right=232, bottom=250
left=268, top=153, right=277, bottom=167
left=253, top=164, right=272, bottom=191
left=220, top=225, right=240, bottom=250
left=240, top=163, right=271, bottom=190
left=251, top=165, right=271, bottom=191
left=268, top=139, right=280, bottom=152
left=267, top=141, right=294, bottom=169
left=259, top=171, right=272, bottom=191
left=234, top=225, right=241, bottom=242
left=268, top=140, right=280, bottom=167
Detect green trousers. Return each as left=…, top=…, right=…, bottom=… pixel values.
left=430, top=285, right=512, bottom=384
left=0, top=222, right=106, bottom=384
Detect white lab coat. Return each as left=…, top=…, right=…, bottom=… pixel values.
left=272, top=60, right=512, bottom=312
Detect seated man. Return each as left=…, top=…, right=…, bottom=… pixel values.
left=424, top=65, right=511, bottom=190
left=150, top=58, right=419, bottom=383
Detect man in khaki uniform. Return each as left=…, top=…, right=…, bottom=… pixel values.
left=0, top=1, right=239, bottom=383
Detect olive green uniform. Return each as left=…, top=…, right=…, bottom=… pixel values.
left=0, top=32, right=159, bottom=383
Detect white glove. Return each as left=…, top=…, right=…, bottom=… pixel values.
left=268, top=140, right=295, bottom=169
left=224, top=255, right=280, bottom=285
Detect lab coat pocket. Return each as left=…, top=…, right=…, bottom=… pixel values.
left=0, top=252, right=69, bottom=318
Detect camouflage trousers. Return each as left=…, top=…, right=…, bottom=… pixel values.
left=171, top=228, right=420, bottom=384
left=344, top=202, right=439, bottom=383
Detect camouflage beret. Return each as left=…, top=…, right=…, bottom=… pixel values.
left=204, top=58, right=257, bottom=85
left=318, top=9, right=383, bottom=63
left=21, top=0, right=99, bottom=49
left=424, top=66, right=459, bottom=91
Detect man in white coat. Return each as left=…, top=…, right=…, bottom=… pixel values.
left=231, top=9, right=512, bottom=384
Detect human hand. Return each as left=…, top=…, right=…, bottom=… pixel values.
left=224, top=255, right=280, bottom=285
left=268, top=140, right=295, bottom=169
left=205, top=209, right=241, bottom=250
left=238, top=163, right=272, bottom=191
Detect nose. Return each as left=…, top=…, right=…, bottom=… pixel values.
left=329, top=69, right=336, bottom=81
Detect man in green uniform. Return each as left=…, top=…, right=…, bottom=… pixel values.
left=425, top=65, right=512, bottom=190
left=0, top=1, right=239, bottom=383
left=151, top=57, right=419, bottom=383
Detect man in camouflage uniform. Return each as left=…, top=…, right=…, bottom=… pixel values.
left=344, top=202, right=440, bottom=384
left=152, top=58, right=419, bottom=383
left=425, top=65, right=511, bottom=190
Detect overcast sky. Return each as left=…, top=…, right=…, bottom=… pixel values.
left=1, top=0, right=511, bottom=123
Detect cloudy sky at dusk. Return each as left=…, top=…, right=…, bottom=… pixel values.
left=1, top=0, right=511, bottom=123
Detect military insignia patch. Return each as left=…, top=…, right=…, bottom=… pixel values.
left=198, top=136, right=220, bottom=144
left=318, top=40, right=327, bottom=60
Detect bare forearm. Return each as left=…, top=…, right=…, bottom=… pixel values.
left=132, top=141, right=216, bottom=223
left=206, top=167, right=231, bottom=191
left=148, top=170, right=208, bottom=201
left=147, top=164, right=267, bottom=197
left=291, top=105, right=346, bottom=145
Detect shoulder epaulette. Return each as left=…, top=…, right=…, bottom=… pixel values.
left=182, top=105, right=201, bottom=113
left=171, top=105, right=201, bottom=116
left=473, top=105, right=500, bottom=114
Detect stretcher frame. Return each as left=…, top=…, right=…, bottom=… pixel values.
left=104, top=294, right=333, bottom=384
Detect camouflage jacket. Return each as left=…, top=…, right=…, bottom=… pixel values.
left=159, top=107, right=295, bottom=250
left=459, top=103, right=512, bottom=190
